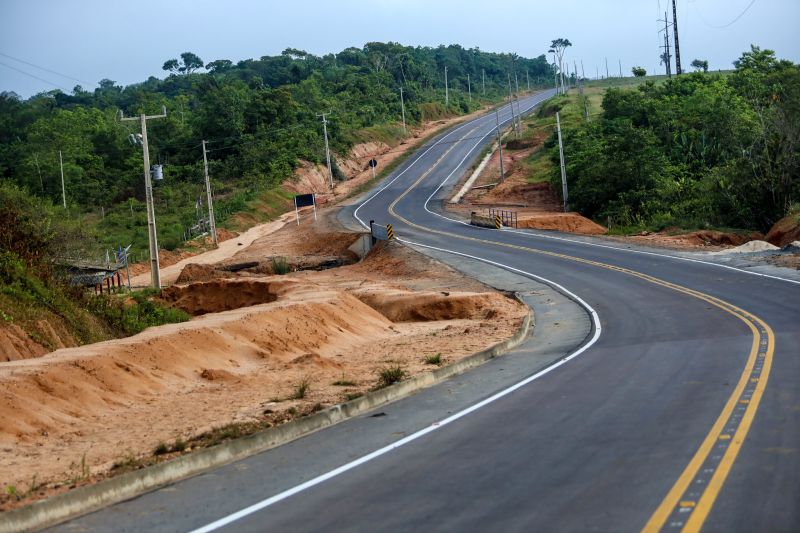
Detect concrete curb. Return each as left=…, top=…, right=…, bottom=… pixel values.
left=1, top=303, right=532, bottom=533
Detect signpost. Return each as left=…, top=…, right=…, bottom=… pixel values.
left=368, top=158, right=378, bottom=180
left=293, top=193, right=316, bottom=225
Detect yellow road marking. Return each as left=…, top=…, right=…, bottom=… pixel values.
left=382, top=146, right=775, bottom=533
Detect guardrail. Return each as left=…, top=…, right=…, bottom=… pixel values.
left=489, top=208, right=518, bottom=228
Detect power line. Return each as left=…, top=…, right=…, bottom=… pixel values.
left=0, top=52, right=93, bottom=85
left=695, top=0, right=757, bottom=29
left=0, top=60, right=70, bottom=92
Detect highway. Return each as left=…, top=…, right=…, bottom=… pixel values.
left=55, top=91, right=799, bottom=532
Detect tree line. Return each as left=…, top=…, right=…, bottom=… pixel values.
left=549, top=46, right=799, bottom=232
left=0, top=42, right=552, bottom=252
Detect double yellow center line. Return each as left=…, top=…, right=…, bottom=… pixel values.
left=385, top=140, right=775, bottom=532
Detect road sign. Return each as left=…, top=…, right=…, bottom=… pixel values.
left=368, top=159, right=378, bottom=168
left=293, top=193, right=317, bottom=225
left=294, top=193, right=315, bottom=208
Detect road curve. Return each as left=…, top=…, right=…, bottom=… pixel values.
left=54, top=92, right=799, bottom=533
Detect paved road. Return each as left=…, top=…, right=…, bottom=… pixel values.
left=56, top=92, right=799, bottom=532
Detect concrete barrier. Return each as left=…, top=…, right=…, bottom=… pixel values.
left=0, top=303, right=532, bottom=533
left=470, top=212, right=499, bottom=229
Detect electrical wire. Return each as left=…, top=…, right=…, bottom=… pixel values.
left=0, top=51, right=94, bottom=85
left=694, top=0, right=757, bottom=29
left=0, top=60, right=70, bottom=92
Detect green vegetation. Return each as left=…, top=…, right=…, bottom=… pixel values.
left=0, top=183, right=189, bottom=351
left=289, top=379, right=310, bottom=400
left=332, top=378, right=356, bottom=386
left=547, top=46, right=799, bottom=233
left=270, top=256, right=291, bottom=275
left=375, top=365, right=406, bottom=389
left=0, top=43, right=553, bottom=258
left=424, top=353, right=443, bottom=365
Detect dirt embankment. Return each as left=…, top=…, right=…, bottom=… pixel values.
left=765, top=214, right=800, bottom=248
left=0, top=211, right=527, bottom=507
left=447, top=131, right=608, bottom=236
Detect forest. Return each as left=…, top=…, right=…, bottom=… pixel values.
left=549, top=46, right=799, bottom=233
left=0, top=43, right=552, bottom=254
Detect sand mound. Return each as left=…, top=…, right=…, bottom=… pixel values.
left=0, top=289, right=393, bottom=440
left=160, top=278, right=302, bottom=316
left=708, top=240, right=779, bottom=255
left=352, top=289, right=518, bottom=322
left=766, top=215, right=800, bottom=248
left=516, top=213, right=608, bottom=235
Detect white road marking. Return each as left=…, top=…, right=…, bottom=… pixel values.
left=189, top=243, right=602, bottom=533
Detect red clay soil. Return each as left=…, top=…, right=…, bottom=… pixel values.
left=765, top=214, right=800, bottom=247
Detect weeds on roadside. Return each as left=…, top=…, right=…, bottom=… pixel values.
left=424, top=353, right=442, bottom=366
left=332, top=379, right=356, bottom=386
left=375, top=365, right=406, bottom=389
left=290, top=379, right=310, bottom=400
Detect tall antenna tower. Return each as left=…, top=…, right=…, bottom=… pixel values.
left=672, top=0, right=682, bottom=75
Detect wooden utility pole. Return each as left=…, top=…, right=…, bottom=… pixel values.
left=400, top=87, right=406, bottom=134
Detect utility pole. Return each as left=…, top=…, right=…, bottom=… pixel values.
left=576, top=60, right=588, bottom=122
left=400, top=87, right=407, bottom=134
left=619, top=59, right=623, bottom=78
left=552, top=53, right=559, bottom=94
left=556, top=112, right=568, bottom=212
left=605, top=57, right=609, bottom=79
left=467, top=73, right=472, bottom=101
left=482, top=68, right=486, bottom=95
left=661, top=12, right=673, bottom=78
left=507, top=73, right=518, bottom=138
left=526, top=68, right=530, bottom=91
left=58, top=150, right=66, bottom=208
left=672, top=0, right=683, bottom=75
left=581, top=60, right=586, bottom=81
left=494, top=108, right=505, bottom=182
left=201, top=140, right=218, bottom=246
left=317, top=111, right=334, bottom=188
left=121, top=106, right=167, bottom=289
left=444, top=66, right=449, bottom=106
left=513, top=72, right=522, bottom=131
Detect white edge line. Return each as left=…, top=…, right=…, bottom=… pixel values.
left=353, top=93, right=548, bottom=229
left=189, top=240, right=601, bottom=533
left=410, top=98, right=800, bottom=287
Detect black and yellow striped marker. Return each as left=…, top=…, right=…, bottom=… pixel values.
left=387, top=224, right=394, bottom=240
left=495, top=215, right=502, bottom=229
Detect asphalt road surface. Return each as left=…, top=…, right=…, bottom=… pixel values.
left=55, top=91, right=799, bottom=533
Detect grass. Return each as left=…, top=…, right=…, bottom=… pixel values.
left=424, top=353, right=443, bottom=366
left=332, top=379, right=356, bottom=386
left=289, top=379, right=310, bottom=400
left=375, top=365, right=406, bottom=389
left=270, top=256, right=291, bottom=275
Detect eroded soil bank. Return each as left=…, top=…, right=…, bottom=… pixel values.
left=0, top=209, right=527, bottom=509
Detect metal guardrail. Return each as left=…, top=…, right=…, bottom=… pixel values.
left=489, top=208, right=518, bottom=228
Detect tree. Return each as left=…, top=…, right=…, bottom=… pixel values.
left=206, top=59, right=233, bottom=74
left=691, top=59, right=709, bottom=73
left=549, top=38, right=572, bottom=93
left=162, top=52, right=204, bottom=75
left=632, top=66, right=647, bottom=77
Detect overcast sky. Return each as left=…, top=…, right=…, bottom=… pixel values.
left=1, top=0, right=798, bottom=98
